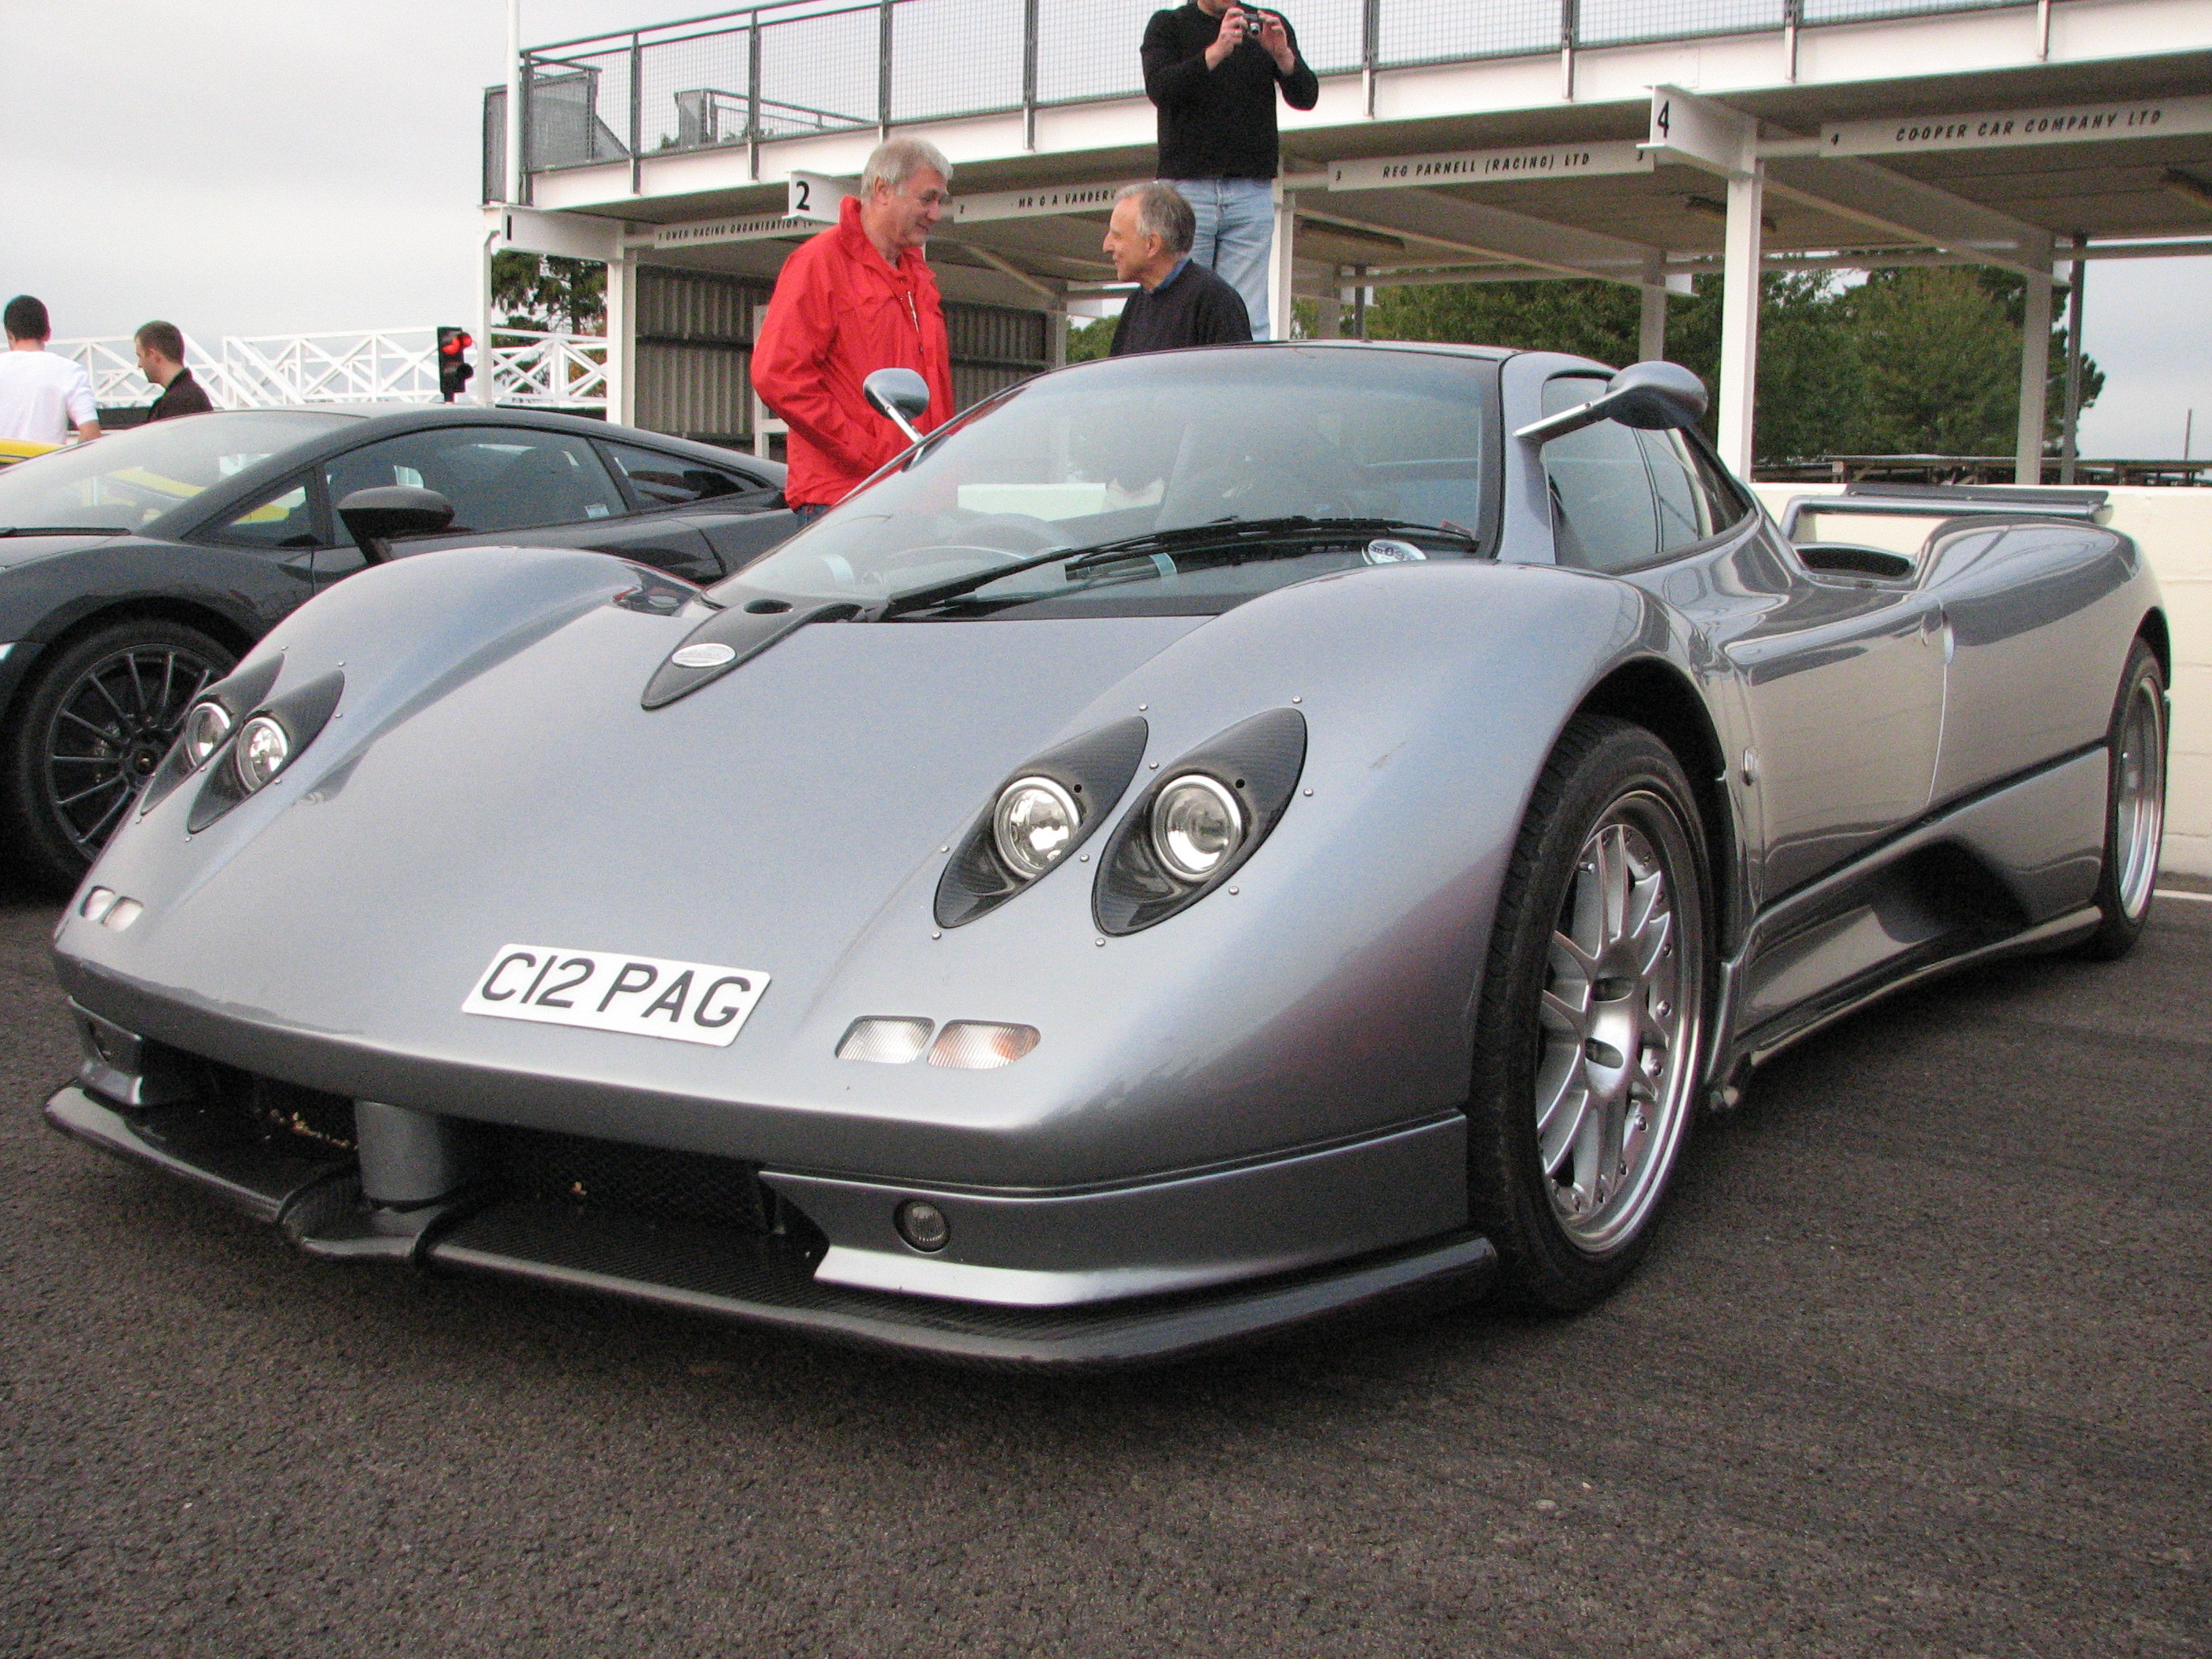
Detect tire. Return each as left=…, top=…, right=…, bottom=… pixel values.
left=1467, top=716, right=1712, bottom=1313
left=0, top=619, right=234, bottom=892
left=2077, top=638, right=2167, bottom=961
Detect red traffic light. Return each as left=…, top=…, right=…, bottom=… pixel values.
left=435, top=326, right=475, bottom=401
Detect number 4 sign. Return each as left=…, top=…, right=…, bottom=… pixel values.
left=787, top=172, right=855, bottom=222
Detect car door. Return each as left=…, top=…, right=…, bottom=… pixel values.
left=313, top=424, right=722, bottom=587
left=597, top=438, right=797, bottom=576
left=1538, top=377, right=1945, bottom=899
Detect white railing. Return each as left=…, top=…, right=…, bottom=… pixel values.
left=53, top=328, right=609, bottom=414
left=486, top=329, right=610, bottom=406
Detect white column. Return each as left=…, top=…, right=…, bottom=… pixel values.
left=2015, top=266, right=2053, bottom=485
left=1716, top=163, right=1765, bottom=478
left=1639, top=285, right=1667, bottom=363
left=1049, top=305, right=1069, bottom=369
left=604, top=247, right=638, bottom=428
left=1267, top=187, right=1297, bottom=342
left=2060, top=234, right=2087, bottom=485
left=1317, top=291, right=1342, bottom=339
left=477, top=231, right=500, bottom=406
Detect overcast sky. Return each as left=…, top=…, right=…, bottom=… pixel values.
left=5, top=1, right=2205, bottom=456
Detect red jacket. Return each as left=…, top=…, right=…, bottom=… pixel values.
left=752, top=196, right=956, bottom=507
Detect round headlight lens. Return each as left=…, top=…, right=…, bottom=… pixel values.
left=991, top=776, right=1081, bottom=881
left=178, top=701, right=232, bottom=769
left=1151, top=775, right=1245, bottom=881
left=233, top=715, right=291, bottom=791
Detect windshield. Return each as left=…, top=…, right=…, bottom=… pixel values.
left=0, top=411, right=356, bottom=533
left=725, top=346, right=1496, bottom=618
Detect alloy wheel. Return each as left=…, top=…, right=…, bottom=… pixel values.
left=2113, top=676, right=2165, bottom=923
left=1534, top=794, right=1703, bottom=1256
left=44, top=644, right=220, bottom=859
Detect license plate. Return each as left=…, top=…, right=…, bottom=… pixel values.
left=461, top=943, right=769, bottom=1047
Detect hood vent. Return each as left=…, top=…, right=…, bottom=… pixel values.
left=642, top=595, right=859, bottom=709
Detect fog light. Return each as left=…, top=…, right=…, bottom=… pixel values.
left=896, top=1199, right=950, bottom=1252
left=837, top=1016, right=935, bottom=1064
left=103, top=899, right=144, bottom=931
left=926, top=1021, right=1039, bottom=1071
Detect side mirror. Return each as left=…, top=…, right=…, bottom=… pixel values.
left=1514, top=361, right=1709, bottom=444
left=336, top=485, right=454, bottom=564
left=862, top=367, right=930, bottom=445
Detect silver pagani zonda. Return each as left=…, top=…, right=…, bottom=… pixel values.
left=45, top=342, right=2169, bottom=1364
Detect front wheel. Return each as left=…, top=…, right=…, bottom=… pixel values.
left=2077, top=638, right=2168, bottom=961
left=1467, top=716, right=1712, bottom=1312
left=1, top=619, right=234, bottom=891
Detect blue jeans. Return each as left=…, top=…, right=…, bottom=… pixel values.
left=1166, top=178, right=1276, bottom=339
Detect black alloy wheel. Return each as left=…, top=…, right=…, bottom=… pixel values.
left=1465, top=714, right=1713, bottom=1313
left=1, top=619, right=234, bottom=891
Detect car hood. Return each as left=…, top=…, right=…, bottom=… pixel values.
left=60, top=548, right=1214, bottom=1152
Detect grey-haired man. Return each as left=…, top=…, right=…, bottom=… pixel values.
left=1104, top=182, right=1252, bottom=357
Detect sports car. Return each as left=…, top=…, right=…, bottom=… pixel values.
left=0, top=407, right=792, bottom=888
left=43, top=342, right=2168, bottom=1366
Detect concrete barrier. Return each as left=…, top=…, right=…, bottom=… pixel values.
left=1750, top=483, right=2209, bottom=884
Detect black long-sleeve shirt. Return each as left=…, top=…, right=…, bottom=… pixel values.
left=1141, top=3, right=1319, bottom=181
left=145, top=368, right=213, bottom=421
left=1109, top=258, right=1254, bottom=357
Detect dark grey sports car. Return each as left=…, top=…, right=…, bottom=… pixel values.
left=0, top=407, right=790, bottom=888
left=44, top=343, right=2168, bottom=1366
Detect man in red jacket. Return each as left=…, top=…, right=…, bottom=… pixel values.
left=753, top=137, right=958, bottom=521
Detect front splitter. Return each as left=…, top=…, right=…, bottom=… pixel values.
left=45, top=1084, right=1496, bottom=1368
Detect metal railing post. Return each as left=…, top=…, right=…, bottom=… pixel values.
left=878, top=0, right=895, bottom=139
left=629, top=31, right=643, bottom=191
left=1784, top=0, right=1802, bottom=82
left=747, top=9, right=764, bottom=179
left=1023, top=0, right=1040, bottom=151
left=1560, top=0, right=1578, bottom=101
left=518, top=52, right=534, bottom=204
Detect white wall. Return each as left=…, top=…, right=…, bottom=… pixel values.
left=1750, top=484, right=2211, bottom=883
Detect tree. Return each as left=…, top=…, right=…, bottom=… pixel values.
left=1361, top=264, right=2097, bottom=467
left=1064, top=316, right=1116, bottom=363
left=490, top=251, right=606, bottom=335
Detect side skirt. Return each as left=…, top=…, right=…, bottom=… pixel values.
left=1708, top=744, right=2108, bottom=1099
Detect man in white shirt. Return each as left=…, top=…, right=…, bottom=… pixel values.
left=0, top=295, right=100, bottom=445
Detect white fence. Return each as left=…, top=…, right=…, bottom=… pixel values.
left=54, top=328, right=609, bottom=413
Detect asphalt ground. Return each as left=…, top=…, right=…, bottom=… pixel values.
left=1, top=884, right=2205, bottom=1659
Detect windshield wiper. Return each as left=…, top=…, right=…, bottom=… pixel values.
left=0, top=526, right=126, bottom=538
left=875, top=516, right=1481, bottom=620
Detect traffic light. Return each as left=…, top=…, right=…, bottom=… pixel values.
left=437, top=327, right=474, bottom=402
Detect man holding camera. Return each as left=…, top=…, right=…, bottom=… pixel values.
left=1141, top=0, right=1317, bottom=341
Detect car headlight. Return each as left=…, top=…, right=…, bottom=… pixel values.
left=992, top=776, right=1081, bottom=880
left=1151, top=775, right=1244, bottom=881
left=1093, top=707, right=1307, bottom=936
left=233, top=715, right=291, bottom=791
left=178, top=701, right=232, bottom=769
left=934, top=716, right=1149, bottom=929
